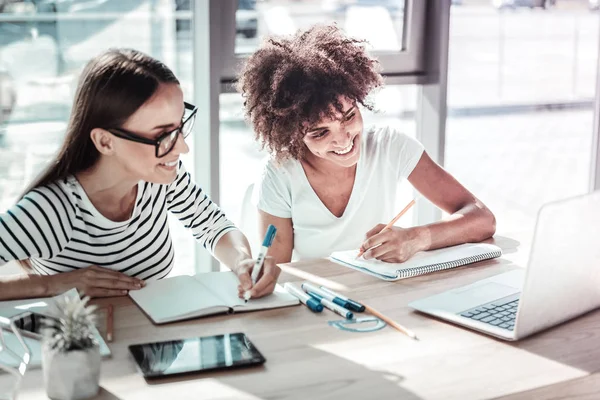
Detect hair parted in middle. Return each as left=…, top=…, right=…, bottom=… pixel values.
left=236, top=24, right=383, bottom=161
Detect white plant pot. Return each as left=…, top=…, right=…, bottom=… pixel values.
left=42, top=344, right=101, bottom=400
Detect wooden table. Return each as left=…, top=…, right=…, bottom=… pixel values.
left=3, top=236, right=600, bottom=400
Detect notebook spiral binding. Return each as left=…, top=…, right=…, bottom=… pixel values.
left=396, top=249, right=503, bottom=279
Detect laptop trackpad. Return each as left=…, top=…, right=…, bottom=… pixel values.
left=454, top=282, right=520, bottom=309
left=409, top=270, right=525, bottom=314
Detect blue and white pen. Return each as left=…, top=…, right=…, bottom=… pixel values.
left=283, top=283, right=323, bottom=313
left=244, top=224, right=277, bottom=302
left=306, top=291, right=354, bottom=319
left=319, top=285, right=366, bottom=312
left=302, top=282, right=352, bottom=309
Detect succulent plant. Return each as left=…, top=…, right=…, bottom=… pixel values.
left=43, top=296, right=98, bottom=352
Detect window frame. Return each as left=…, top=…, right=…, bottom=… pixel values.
left=217, top=0, right=428, bottom=83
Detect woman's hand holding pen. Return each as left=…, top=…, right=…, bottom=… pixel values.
left=360, top=225, right=427, bottom=263
left=47, top=265, right=145, bottom=298
left=236, top=256, right=280, bottom=299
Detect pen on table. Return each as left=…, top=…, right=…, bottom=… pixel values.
left=356, top=199, right=416, bottom=259
left=106, top=304, right=114, bottom=343
left=364, top=303, right=418, bottom=341
left=305, top=291, right=354, bottom=319
left=318, top=285, right=366, bottom=312
left=302, top=282, right=357, bottom=311
left=244, top=224, right=277, bottom=302
left=283, top=283, right=323, bottom=313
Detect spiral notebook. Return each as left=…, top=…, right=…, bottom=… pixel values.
left=329, top=243, right=502, bottom=281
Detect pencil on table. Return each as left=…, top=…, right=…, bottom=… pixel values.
left=357, top=199, right=416, bottom=258
left=364, top=304, right=419, bottom=340
left=106, top=304, right=114, bottom=343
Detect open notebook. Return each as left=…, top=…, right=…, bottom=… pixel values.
left=129, top=271, right=299, bottom=325
left=330, top=243, right=502, bottom=281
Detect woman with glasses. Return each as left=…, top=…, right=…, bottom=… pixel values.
left=0, top=49, right=279, bottom=301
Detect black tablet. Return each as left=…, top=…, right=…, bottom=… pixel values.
left=128, top=332, right=266, bottom=379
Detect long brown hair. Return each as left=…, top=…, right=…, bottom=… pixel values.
left=24, top=48, right=179, bottom=193
left=19, top=48, right=179, bottom=270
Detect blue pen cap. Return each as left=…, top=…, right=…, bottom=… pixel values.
left=332, top=297, right=349, bottom=308
left=306, top=298, right=323, bottom=312
left=263, top=224, right=277, bottom=247
left=346, top=300, right=365, bottom=312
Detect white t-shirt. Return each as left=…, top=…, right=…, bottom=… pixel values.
left=254, top=125, right=424, bottom=260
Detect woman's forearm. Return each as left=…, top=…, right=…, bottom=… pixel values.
left=0, top=274, right=51, bottom=301
left=213, top=230, right=253, bottom=274
left=416, top=200, right=496, bottom=252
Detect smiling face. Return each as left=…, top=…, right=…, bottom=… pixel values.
left=111, top=83, right=190, bottom=184
left=302, top=97, right=363, bottom=169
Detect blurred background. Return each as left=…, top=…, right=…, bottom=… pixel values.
left=0, top=0, right=598, bottom=274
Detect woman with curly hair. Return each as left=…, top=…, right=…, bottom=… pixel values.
left=237, top=24, right=496, bottom=264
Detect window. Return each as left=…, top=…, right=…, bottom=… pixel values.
left=445, top=3, right=599, bottom=243
left=219, top=0, right=426, bottom=81
left=0, top=0, right=197, bottom=275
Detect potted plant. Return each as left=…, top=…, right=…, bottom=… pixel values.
left=41, top=296, right=101, bottom=400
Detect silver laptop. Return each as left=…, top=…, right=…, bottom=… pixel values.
left=409, top=191, right=600, bottom=341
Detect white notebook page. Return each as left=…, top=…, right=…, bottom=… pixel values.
left=129, top=275, right=224, bottom=322
left=195, top=272, right=299, bottom=311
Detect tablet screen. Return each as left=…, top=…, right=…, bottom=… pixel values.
left=128, top=332, right=265, bottom=378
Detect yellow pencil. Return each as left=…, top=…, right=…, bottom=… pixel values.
left=364, top=304, right=419, bottom=340
left=357, top=199, right=416, bottom=258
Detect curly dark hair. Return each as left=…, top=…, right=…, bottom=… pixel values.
left=236, top=24, right=383, bottom=161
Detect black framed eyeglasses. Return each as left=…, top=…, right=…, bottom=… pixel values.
left=107, top=102, right=198, bottom=158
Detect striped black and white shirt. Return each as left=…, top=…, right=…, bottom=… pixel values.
left=0, top=162, right=237, bottom=280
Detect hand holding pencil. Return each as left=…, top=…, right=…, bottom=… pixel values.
left=358, top=199, right=420, bottom=262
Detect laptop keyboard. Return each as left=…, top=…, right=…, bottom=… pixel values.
left=459, top=296, right=520, bottom=331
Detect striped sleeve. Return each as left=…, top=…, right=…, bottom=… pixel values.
left=0, top=184, right=75, bottom=266
left=166, top=162, right=237, bottom=253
